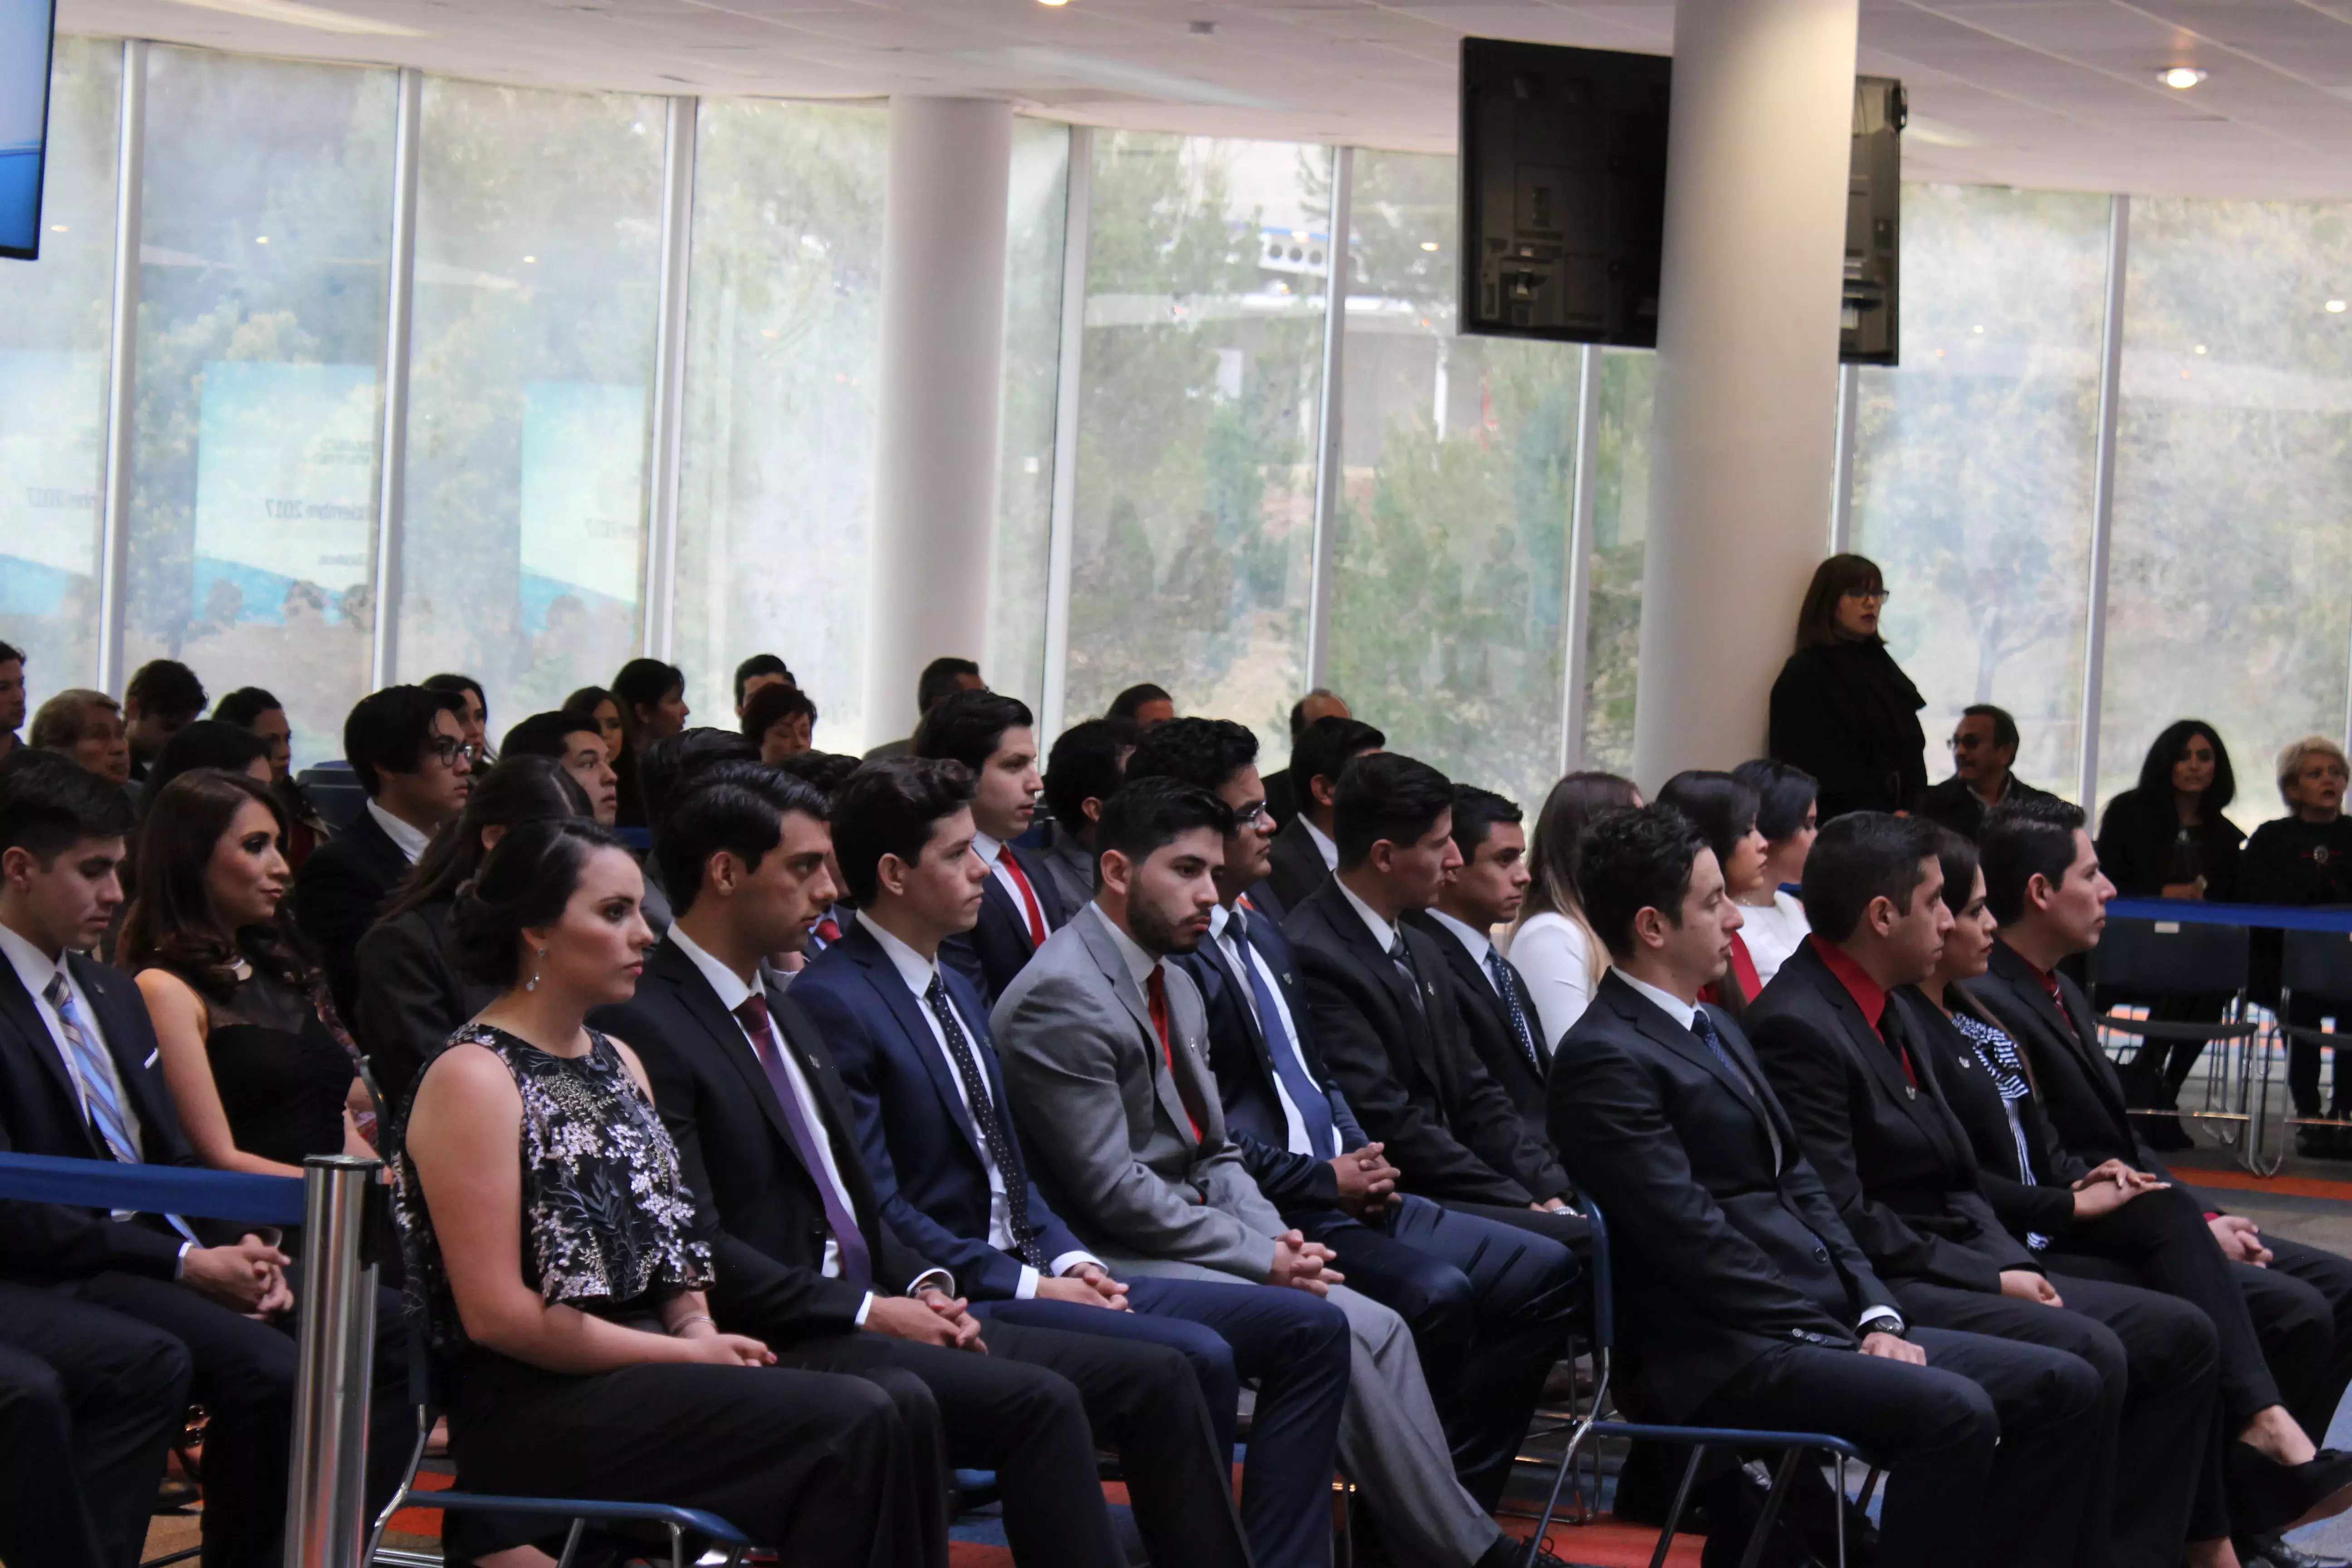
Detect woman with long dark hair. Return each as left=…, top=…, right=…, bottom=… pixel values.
left=214, top=685, right=334, bottom=871
left=394, top=818, right=936, bottom=1563
left=608, top=660, right=689, bottom=829
left=124, top=769, right=372, bottom=1175
left=1656, top=770, right=1771, bottom=1019
left=560, top=685, right=624, bottom=760
left=1504, top=770, right=1641, bottom=1046
left=352, top=756, right=591, bottom=1115
left=1767, top=554, right=1928, bottom=820
left=2098, top=721, right=2244, bottom=903
left=1730, top=758, right=1818, bottom=986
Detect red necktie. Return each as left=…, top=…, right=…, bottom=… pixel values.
left=2038, top=969, right=2087, bottom=1048
left=1147, top=965, right=1203, bottom=1141
left=814, top=916, right=843, bottom=945
left=1001, top=851, right=1049, bottom=948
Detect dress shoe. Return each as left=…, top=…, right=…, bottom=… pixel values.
left=2297, top=1124, right=2347, bottom=1161
left=2240, top=1532, right=2352, bottom=1568
left=2232, top=1444, right=2352, bottom=1535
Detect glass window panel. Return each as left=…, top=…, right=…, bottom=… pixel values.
left=0, top=36, right=117, bottom=720
left=674, top=99, right=887, bottom=749
left=1850, top=184, right=2111, bottom=800
left=1326, top=147, right=1582, bottom=808
left=2097, top=198, right=2352, bottom=827
left=394, top=79, right=666, bottom=734
left=987, top=120, right=1068, bottom=719
left=1578, top=348, right=1655, bottom=777
left=1066, top=132, right=1330, bottom=756
left=128, top=48, right=395, bottom=770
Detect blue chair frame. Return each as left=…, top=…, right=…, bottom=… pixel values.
left=1524, top=1202, right=1876, bottom=1568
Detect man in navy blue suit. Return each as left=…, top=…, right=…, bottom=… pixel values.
left=1123, top=719, right=1581, bottom=1513
left=917, top=691, right=1067, bottom=1005
left=796, top=757, right=1350, bottom=1568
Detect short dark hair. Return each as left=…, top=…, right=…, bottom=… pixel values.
left=1332, top=751, right=1451, bottom=871
left=447, top=818, right=630, bottom=987
left=146, top=722, right=273, bottom=803
left=1961, top=704, right=2019, bottom=754
left=638, top=727, right=758, bottom=827
left=776, top=749, right=862, bottom=801
left=1290, top=716, right=1385, bottom=801
left=2135, top=720, right=2234, bottom=813
left=740, top=682, right=818, bottom=744
left=655, top=763, right=828, bottom=918
left=1793, top=554, right=1886, bottom=650
left=1733, top=758, right=1819, bottom=843
left=125, top=659, right=207, bottom=722
left=1933, top=828, right=1981, bottom=920
left=422, top=673, right=485, bottom=714
left=1579, top=804, right=1710, bottom=961
left=499, top=711, right=599, bottom=761
left=343, top=685, right=465, bottom=797
left=917, top=657, right=981, bottom=715
left=211, top=686, right=282, bottom=729
left=1447, top=785, right=1522, bottom=858
left=1656, top=771, right=1760, bottom=875
left=917, top=690, right=1033, bottom=773
left=1107, top=683, right=1172, bottom=721
left=0, top=640, right=22, bottom=666
left=1044, top=718, right=1141, bottom=833
left=830, top=758, right=976, bottom=906
left=0, top=748, right=135, bottom=862
left=1800, top=811, right=1942, bottom=943
left=733, top=653, right=794, bottom=708
left=1098, top=776, right=1233, bottom=870
left=561, top=685, right=616, bottom=722
left=611, top=658, right=686, bottom=744
left=1979, top=796, right=2086, bottom=926
left=1123, top=718, right=1257, bottom=799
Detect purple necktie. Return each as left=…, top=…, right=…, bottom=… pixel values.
left=735, top=991, right=872, bottom=1292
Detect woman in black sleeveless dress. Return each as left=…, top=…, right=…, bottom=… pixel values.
left=397, top=818, right=938, bottom=1566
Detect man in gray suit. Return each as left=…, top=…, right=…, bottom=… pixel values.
left=993, top=776, right=1572, bottom=1568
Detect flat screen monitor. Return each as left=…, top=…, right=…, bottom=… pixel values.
left=0, top=0, right=59, bottom=261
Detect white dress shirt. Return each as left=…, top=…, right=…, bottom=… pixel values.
left=1505, top=911, right=1599, bottom=1054
left=366, top=799, right=431, bottom=864
left=1208, top=902, right=1320, bottom=1156
left=1423, top=907, right=1500, bottom=990
left=668, top=925, right=948, bottom=1319
left=973, top=831, right=1051, bottom=936
left=862, top=920, right=1097, bottom=1296
left=1301, top=818, right=1340, bottom=872
left=1335, top=877, right=1401, bottom=958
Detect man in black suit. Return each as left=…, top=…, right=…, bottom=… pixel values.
left=1253, top=714, right=1384, bottom=920
left=0, top=754, right=333, bottom=1568
left=1919, top=704, right=2059, bottom=842
left=1126, top=720, right=1581, bottom=1511
left=1036, top=718, right=1137, bottom=914
left=917, top=691, right=1065, bottom=1005
left=594, top=760, right=1230, bottom=1568
left=1552, top=804, right=2109, bottom=1568
left=1746, top=810, right=2238, bottom=1568
left=1286, top=752, right=1581, bottom=1240
left=1261, top=688, right=1351, bottom=831
left=293, top=684, right=473, bottom=1018
left=1410, top=785, right=1553, bottom=1154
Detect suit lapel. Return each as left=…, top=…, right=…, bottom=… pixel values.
left=0, top=959, right=88, bottom=1137
left=1317, top=883, right=1434, bottom=1058
left=71, top=959, right=184, bottom=1159
left=1075, top=908, right=1195, bottom=1146
left=1008, top=843, right=1065, bottom=929
left=850, top=933, right=989, bottom=1167
left=1610, top=977, right=1784, bottom=1160
left=654, top=941, right=810, bottom=1174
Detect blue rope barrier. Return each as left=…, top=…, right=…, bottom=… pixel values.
left=0, top=1151, right=306, bottom=1226
left=2107, top=899, right=2352, bottom=934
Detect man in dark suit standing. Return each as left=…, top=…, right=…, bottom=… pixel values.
left=1253, top=715, right=1384, bottom=920
left=293, top=684, right=473, bottom=1017
left=594, top=761, right=1233, bottom=1568
left=1410, top=785, right=1553, bottom=1155
left=797, top=757, right=1348, bottom=1568
left=1286, top=753, right=1581, bottom=1240
left=1126, top=720, right=1581, bottom=1513
left=917, top=691, right=1065, bottom=1004
left=1745, top=811, right=2240, bottom=1567
left=1551, top=804, right=2110, bottom=1568
left=1261, top=687, right=1351, bottom=830
left=0, top=754, right=335, bottom=1568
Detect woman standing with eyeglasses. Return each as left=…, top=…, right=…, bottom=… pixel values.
left=1766, top=553, right=1929, bottom=822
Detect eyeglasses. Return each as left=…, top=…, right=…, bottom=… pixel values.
left=1235, top=802, right=1271, bottom=827
left=1841, top=587, right=1891, bottom=603
left=1947, top=734, right=1987, bottom=752
left=425, top=736, right=466, bottom=767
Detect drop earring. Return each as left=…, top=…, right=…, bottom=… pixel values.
left=525, top=946, right=546, bottom=993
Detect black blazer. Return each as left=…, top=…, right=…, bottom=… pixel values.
left=1285, top=878, right=1568, bottom=1206
left=1549, top=973, right=1898, bottom=1418
left=593, top=938, right=942, bottom=1343
left=1251, top=818, right=1331, bottom=925
left=1965, top=941, right=2149, bottom=1172
left=293, top=806, right=412, bottom=1020
left=1175, top=909, right=1366, bottom=1214
left=1907, top=992, right=2086, bottom=1243
left=1259, top=768, right=1301, bottom=832
left=2094, top=788, right=2243, bottom=901
left=351, top=897, right=496, bottom=1117
left=1407, top=913, right=1554, bottom=1156
left=1744, top=945, right=2034, bottom=1292
left=1766, top=641, right=1928, bottom=819
left=941, top=841, right=1068, bottom=1007
left=1917, top=774, right=2060, bottom=843
left=0, top=952, right=207, bottom=1282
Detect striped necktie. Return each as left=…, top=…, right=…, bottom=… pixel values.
left=45, top=975, right=196, bottom=1243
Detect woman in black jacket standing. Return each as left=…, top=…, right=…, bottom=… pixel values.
left=1767, top=554, right=1929, bottom=821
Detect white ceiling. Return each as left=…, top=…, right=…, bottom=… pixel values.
left=56, top=0, right=2352, bottom=201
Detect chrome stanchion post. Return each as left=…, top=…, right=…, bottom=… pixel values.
left=286, top=1155, right=382, bottom=1568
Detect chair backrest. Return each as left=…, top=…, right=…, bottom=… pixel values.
left=2087, top=916, right=2249, bottom=998
left=2283, top=929, right=2352, bottom=1011
left=1583, top=1200, right=1616, bottom=1353
left=297, top=765, right=368, bottom=832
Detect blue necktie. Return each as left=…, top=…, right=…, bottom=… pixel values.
left=1231, top=913, right=1340, bottom=1160
left=1485, top=948, right=1544, bottom=1073
left=45, top=975, right=196, bottom=1243
left=1690, top=1007, right=1746, bottom=1089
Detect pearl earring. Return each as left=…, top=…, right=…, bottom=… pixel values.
left=526, top=946, right=546, bottom=992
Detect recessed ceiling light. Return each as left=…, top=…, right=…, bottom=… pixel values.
left=523, top=255, right=536, bottom=264
left=1037, top=0, right=1069, bottom=7
left=48, top=224, right=64, bottom=233
left=255, top=235, right=270, bottom=244
left=2330, top=299, right=2348, bottom=313
left=2159, top=66, right=2208, bottom=89
left=1971, top=323, right=1984, bottom=333
left=2194, top=344, right=2207, bottom=354
left=1419, top=240, right=1438, bottom=251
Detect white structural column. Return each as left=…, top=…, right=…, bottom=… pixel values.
left=862, top=96, right=1015, bottom=744
left=1631, top=0, right=1861, bottom=784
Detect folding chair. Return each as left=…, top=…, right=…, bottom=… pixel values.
left=367, top=1339, right=752, bottom=1568
left=1524, top=1203, right=1878, bottom=1568
left=2086, top=916, right=2260, bottom=1150
left=2272, top=928, right=2352, bottom=1168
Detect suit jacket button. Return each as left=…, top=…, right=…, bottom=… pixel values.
left=1813, top=1246, right=1829, bottom=1261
